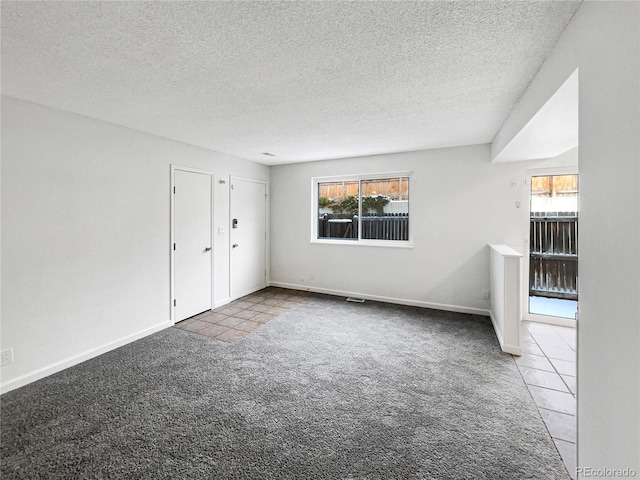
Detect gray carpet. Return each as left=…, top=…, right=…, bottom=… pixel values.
left=1, top=294, right=569, bottom=479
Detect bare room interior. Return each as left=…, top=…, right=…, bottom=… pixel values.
left=1, top=1, right=638, bottom=479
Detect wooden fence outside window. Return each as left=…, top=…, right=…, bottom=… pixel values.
left=529, top=212, right=578, bottom=300
left=318, top=213, right=409, bottom=241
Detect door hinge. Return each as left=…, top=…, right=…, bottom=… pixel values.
left=173, top=186, right=176, bottom=194
left=173, top=243, right=176, bottom=251
left=173, top=299, right=176, bottom=307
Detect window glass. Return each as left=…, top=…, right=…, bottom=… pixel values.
left=361, top=177, right=409, bottom=240
left=316, top=175, right=410, bottom=243
left=318, top=181, right=359, bottom=240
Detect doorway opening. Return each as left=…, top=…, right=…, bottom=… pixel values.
left=527, top=173, right=578, bottom=322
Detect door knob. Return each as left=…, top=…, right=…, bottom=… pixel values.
left=204, top=246, right=211, bottom=252
left=232, top=244, right=239, bottom=248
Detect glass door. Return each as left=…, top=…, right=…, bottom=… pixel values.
left=527, top=174, right=579, bottom=321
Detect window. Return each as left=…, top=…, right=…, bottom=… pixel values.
left=313, top=173, right=411, bottom=246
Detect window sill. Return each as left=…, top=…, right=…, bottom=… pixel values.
left=311, top=238, right=414, bottom=249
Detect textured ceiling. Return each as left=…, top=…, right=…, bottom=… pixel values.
left=1, top=1, right=581, bottom=165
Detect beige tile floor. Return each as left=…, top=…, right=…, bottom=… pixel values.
left=174, top=287, right=309, bottom=342
left=515, top=321, right=577, bottom=478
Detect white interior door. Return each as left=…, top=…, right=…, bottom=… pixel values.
left=174, top=169, right=212, bottom=321
left=230, top=177, right=267, bottom=298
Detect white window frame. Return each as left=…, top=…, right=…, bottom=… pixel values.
left=311, top=171, right=413, bottom=248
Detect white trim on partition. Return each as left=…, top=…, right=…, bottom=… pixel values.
left=489, top=312, right=523, bottom=356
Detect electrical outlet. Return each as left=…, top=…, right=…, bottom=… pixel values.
left=481, top=290, right=490, bottom=300
left=1, top=348, right=14, bottom=366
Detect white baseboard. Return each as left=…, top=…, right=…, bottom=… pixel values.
left=269, top=281, right=491, bottom=317
left=213, top=297, right=232, bottom=309
left=489, top=311, right=505, bottom=344
left=0, top=321, right=172, bottom=395
left=501, top=344, right=522, bottom=356
left=213, top=283, right=271, bottom=309
left=233, top=284, right=269, bottom=301
left=489, top=312, right=522, bottom=356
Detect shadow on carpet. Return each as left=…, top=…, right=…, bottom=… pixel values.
left=1, top=295, right=569, bottom=479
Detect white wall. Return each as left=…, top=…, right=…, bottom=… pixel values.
left=270, top=144, right=576, bottom=314
left=492, top=1, right=639, bottom=474
left=0, top=96, right=269, bottom=392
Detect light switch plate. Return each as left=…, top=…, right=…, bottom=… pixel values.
left=1, top=348, right=14, bottom=366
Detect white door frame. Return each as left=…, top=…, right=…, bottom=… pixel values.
left=522, top=166, right=578, bottom=327
left=170, top=165, right=215, bottom=324
left=229, top=176, right=269, bottom=299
